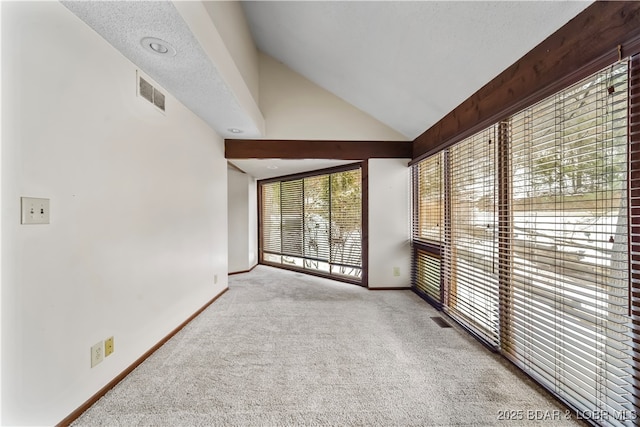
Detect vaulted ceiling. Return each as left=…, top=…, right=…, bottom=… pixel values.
left=63, top=1, right=593, bottom=179
left=242, top=1, right=590, bottom=140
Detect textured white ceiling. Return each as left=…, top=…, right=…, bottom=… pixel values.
left=61, top=0, right=262, bottom=139
left=242, top=1, right=592, bottom=139
left=61, top=0, right=592, bottom=179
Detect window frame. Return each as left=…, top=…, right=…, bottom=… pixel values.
left=411, top=59, right=637, bottom=421
left=258, top=162, right=368, bottom=287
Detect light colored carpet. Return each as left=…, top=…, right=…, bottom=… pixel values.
left=73, top=265, right=582, bottom=426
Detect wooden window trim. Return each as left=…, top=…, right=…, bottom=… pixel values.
left=258, top=162, right=368, bottom=287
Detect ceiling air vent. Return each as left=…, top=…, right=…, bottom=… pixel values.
left=137, top=72, right=166, bottom=113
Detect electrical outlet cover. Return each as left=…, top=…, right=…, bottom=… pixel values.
left=105, top=336, right=114, bottom=357
left=91, top=341, right=104, bottom=367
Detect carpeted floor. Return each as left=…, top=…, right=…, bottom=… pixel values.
left=73, top=265, right=582, bottom=426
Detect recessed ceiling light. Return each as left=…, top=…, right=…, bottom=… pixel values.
left=267, top=165, right=279, bottom=170
left=140, top=37, right=176, bottom=57
left=149, top=42, right=168, bottom=54
left=228, top=128, right=243, bottom=134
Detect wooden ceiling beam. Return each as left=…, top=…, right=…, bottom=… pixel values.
left=225, top=139, right=412, bottom=160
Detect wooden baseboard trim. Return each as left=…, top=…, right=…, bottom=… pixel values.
left=228, top=264, right=258, bottom=276
left=56, top=287, right=229, bottom=427
left=368, top=286, right=412, bottom=291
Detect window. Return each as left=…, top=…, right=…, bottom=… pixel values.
left=413, top=152, right=444, bottom=244
left=414, top=249, right=442, bottom=304
left=260, top=165, right=362, bottom=283
left=412, top=61, right=636, bottom=423
left=446, top=126, right=499, bottom=346
left=262, top=181, right=281, bottom=261
left=412, top=152, right=445, bottom=305
left=507, top=62, right=632, bottom=419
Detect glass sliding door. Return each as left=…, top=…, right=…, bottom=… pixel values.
left=259, top=164, right=363, bottom=283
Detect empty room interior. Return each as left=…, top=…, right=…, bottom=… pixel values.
left=2, top=1, right=640, bottom=426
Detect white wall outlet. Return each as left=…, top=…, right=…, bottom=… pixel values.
left=214, top=274, right=218, bottom=284
left=91, top=341, right=104, bottom=368
left=21, top=197, right=50, bottom=224
left=393, top=267, right=401, bottom=277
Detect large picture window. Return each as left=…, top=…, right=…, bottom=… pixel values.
left=507, top=62, right=631, bottom=418
left=447, top=126, right=500, bottom=346
left=260, top=165, right=363, bottom=283
left=412, top=61, right=636, bottom=423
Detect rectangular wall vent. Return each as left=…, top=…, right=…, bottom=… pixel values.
left=153, top=90, right=165, bottom=111
left=137, top=73, right=166, bottom=112
left=139, top=76, right=153, bottom=103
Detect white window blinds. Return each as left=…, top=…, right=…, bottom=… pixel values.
left=414, top=249, right=442, bottom=304
left=260, top=166, right=362, bottom=282
left=281, top=180, right=304, bottom=257
left=507, top=61, right=633, bottom=422
left=629, top=54, right=640, bottom=423
left=414, top=153, right=444, bottom=244
left=262, top=182, right=281, bottom=259
left=412, top=152, right=445, bottom=306
left=330, top=169, right=362, bottom=277
left=412, top=60, right=637, bottom=423
left=303, top=175, right=331, bottom=264
left=446, top=126, right=500, bottom=346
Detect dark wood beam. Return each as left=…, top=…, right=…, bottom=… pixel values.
left=225, top=139, right=412, bottom=160
left=413, top=1, right=640, bottom=161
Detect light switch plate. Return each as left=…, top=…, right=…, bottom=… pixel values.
left=21, top=197, right=50, bottom=224
left=91, top=341, right=104, bottom=368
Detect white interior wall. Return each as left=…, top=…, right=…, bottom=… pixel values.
left=228, top=168, right=257, bottom=273
left=368, top=159, right=411, bottom=288
left=228, top=168, right=247, bottom=273
left=247, top=176, right=258, bottom=268
left=203, top=1, right=259, bottom=104
left=259, top=53, right=407, bottom=141
left=1, top=2, right=227, bottom=425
